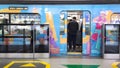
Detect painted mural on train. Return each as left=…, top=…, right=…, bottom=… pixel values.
left=0, top=5, right=119, bottom=56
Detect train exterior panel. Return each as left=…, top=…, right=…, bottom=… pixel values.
left=0, top=4, right=119, bottom=57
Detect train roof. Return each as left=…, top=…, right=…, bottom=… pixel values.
left=0, top=0, right=120, bottom=4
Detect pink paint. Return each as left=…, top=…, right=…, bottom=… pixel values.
left=96, top=23, right=102, bottom=29
left=87, top=41, right=90, bottom=54
left=97, top=16, right=106, bottom=24
left=91, top=33, right=98, bottom=41
left=94, top=11, right=107, bottom=25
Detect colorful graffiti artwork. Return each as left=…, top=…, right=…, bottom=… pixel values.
left=50, top=29, right=60, bottom=54
left=0, top=5, right=119, bottom=57
left=91, top=10, right=113, bottom=56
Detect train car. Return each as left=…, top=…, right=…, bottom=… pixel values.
left=0, top=0, right=120, bottom=58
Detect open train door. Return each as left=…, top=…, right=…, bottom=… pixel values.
left=60, top=10, right=91, bottom=56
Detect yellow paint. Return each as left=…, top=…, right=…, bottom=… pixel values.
left=4, top=61, right=14, bottom=68
left=0, top=8, right=21, bottom=13
left=112, top=62, right=120, bottom=68
left=65, top=20, right=68, bottom=33
left=4, top=60, right=50, bottom=68
left=14, top=61, right=41, bottom=63
left=82, top=18, right=90, bottom=43
left=60, top=19, right=67, bottom=44
left=60, top=37, right=67, bottom=44
left=65, top=28, right=67, bottom=33
left=106, top=10, right=113, bottom=24
left=45, top=12, right=57, bottom=41
left=40, top=61, right=50, bottom=68
left=20, top=63, right=36, bottom=67
left=83, top=36, right=90, bottom=43
left=65, top=19, right=68, bottom=25
left=68, top=52, right=81, bottom=54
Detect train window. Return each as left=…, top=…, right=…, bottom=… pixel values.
left=60, top=10, right=91, bottom=36
left=11, top=14, right=40, bottom=24
left=0, top=13, right=42, bottom=53
left=0, top=25, right=32, bottom=53
left=0, top=14, right=9, bottom=25
left=111, top=13, right=120, bottom=24
left=10, top=25, right=31, bottom=36
left=83, top=11, right=91, bottom=35
left=104, top=24, right=119, bottom=53
left=35, top=24, right=49, bottom=53
left=60, top=12, right=66, bottom=35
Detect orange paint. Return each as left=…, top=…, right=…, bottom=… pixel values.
left=0, top=8, right=21, bottom=13
left=45, top=12, right=58, bottom=41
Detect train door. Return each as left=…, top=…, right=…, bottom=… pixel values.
left=0, top=13, right=49, bottom=58
left=67, top=11, right=83, bottom=55
left=34, top=24, right=49, bottom=58
left=102, top=24, right=120, bottom=59
left=60, top=10, right=91, bottom=56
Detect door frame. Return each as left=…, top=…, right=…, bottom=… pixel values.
left=60, top=10, right=91, bottom=56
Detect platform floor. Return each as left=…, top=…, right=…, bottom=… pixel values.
left=0, top=58, right=119, bottom=68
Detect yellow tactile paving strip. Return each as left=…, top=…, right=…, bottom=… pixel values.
left=112, top=62, right=120, bottom=68
left=4, top=60, right=50, bottom=68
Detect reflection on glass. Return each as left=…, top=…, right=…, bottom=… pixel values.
left=105, top=25, right=119, bottom=53
left=0, top=13, right=43, bottom=53
left=60, top=13, right=65, bottom=35
left=10, top=25, right=31, bottom=36
left=0, top=25, right=32, bottom=53
left=105, top=25, right=119, bottom=46
left=11, top=14, right=40, bottom=24
left=111, top=14, right=120, bottom=24
left=0, top=14, right=9, bottom=24
left=35, top=25, right=49, bottom=53
left=0, top=24, right=49, bottom=53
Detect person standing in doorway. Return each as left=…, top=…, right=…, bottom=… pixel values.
left=67, top=17, right=79, bottom=52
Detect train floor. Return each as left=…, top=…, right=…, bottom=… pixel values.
left=0, top=57, right=119, bottom=68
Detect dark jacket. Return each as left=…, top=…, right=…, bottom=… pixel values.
left=67, top=20, right=79, bottom=35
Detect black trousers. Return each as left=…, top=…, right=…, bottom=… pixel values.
left=68, top=34, right=77, bottom=50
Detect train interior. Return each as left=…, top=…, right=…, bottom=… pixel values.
left=67, top=11, right=83, bottom=55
